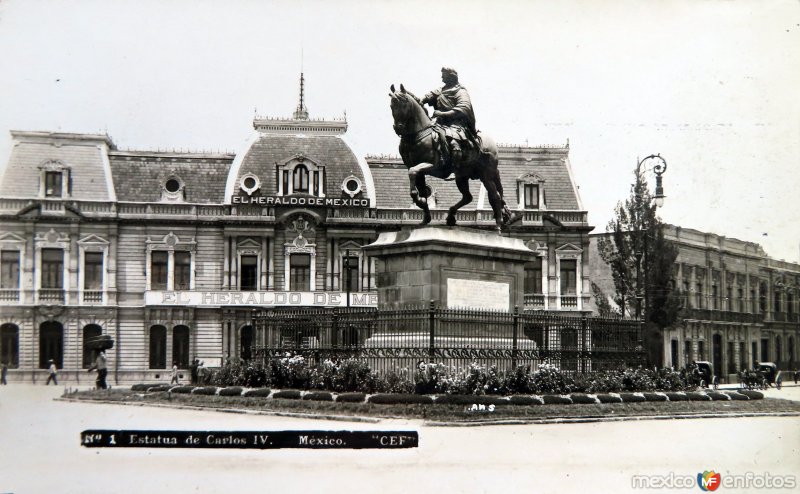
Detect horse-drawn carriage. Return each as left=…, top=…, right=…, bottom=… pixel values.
left=738, top=362, right=781, bottom=390
left=693, top=361, right=719, bottom=389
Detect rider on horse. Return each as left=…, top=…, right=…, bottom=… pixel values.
left=419, top=67, right=481, bottom=173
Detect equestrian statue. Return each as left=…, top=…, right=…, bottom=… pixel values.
left=389, top=67, right=519, bottom=234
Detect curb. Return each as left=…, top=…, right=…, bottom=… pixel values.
left=425, top=411, right=800, bottom=427
left=55, top=397, right=382, bottom=423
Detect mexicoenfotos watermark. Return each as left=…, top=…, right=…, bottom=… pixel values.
left=631, top=471, right=797, bottom=490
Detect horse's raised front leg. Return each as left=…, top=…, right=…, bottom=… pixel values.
left=408, top=163, right=434, bottom=225
left=446, top=176, right=473, bottom=227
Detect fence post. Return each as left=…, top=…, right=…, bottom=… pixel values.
left=331, top=307, right=339, bottom=348
left=581, top=313, right=589, bottom=373
left=512, top=305, right=519, bottom=369
left=428, top=300, right=435, bottom=361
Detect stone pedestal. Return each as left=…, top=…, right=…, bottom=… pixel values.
left=363, top=226, right=534, bottom=311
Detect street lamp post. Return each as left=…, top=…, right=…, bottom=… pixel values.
left=632, top=154, right=668, bottom=367
left=633, top=154, right=668, bottom=322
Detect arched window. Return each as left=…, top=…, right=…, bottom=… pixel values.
left=172, top=325, right=190, bottom=368
left=1, top=323, right=19, bottom=368
left=240, top=325, right=254, bottom=361
left=82, top=324, right=103, bottom=368
left=759, top=282, right=768, bottom=313
left=39, top=321, right=63, bottom=369
left=293, top=165, right=309, bottom=193
left=149, top=325, right=167, bottom=369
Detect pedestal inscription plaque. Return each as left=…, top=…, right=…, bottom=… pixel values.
left=447, top=278, right=509, bottom=310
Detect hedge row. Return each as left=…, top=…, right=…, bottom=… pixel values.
left=130, top=384, right=763, bottom=405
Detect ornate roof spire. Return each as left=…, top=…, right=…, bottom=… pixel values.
left=293, top=72, right=309, bottom=120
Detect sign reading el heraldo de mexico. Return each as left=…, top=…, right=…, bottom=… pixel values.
left=146, top=290, right=378, bottom=308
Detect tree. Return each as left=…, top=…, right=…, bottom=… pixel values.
left=597, top=167, right=683, bottom=366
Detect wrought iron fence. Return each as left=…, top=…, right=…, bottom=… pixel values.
left=252, top=304, right=643, bottom=377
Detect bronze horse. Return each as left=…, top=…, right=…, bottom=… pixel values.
left=389, top=84, right=518, bottom=234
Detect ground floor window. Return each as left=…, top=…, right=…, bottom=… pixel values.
left=172, top=325, right=190, bottom=368
left=776, top=336, right=782, bottom=366
left=760, top=338, right=769, bottom=363
left=1, top=323, right=19, bottom=368
left=683, top=340, right=691, bottom=366
left=670, top=340, right=678, bottom=368
left=82, top=324, right=102, bottom=368
left=739, top=341, right=746, bottom=371
left=751, top=341, right=758, bottom=368
left=289, top=254, right=311, bottom=291
left=697, top=340, right=705, bottom=361
left=240, top=325, right=254, bottom=360
left=149, top=325, right=167, bottom=369
left=727, top=341, right=736, bottom=374
left=39, top=321, right=63, bottom=369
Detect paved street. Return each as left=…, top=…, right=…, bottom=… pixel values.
left=1, top=384, right=799, bottom=494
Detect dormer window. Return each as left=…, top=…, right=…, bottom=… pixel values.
left=293, top=164, right=310, bottom=193
left=45, top=172, right=63, bottom=197
left=276, top=154, right=325, bottom=197
left=161, top=175, right=186, bottom=202
left=524, top=184, right=539, bottom=208
left=516, top=173, right=545, bottom=210
left=39, top=159, right=70, bottom=198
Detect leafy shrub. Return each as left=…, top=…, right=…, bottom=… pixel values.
left=531, top=364, right=574, bottom=395
left=368, top=394, right=434, bottom=405
left=270, top=355, right=312, bottom=390
left=192, top=386, right=218, bottom=395
left=378, top=369, right=415, bottom=394
left=414, top=363, right=449, bottom=394
left=508, top=395, right=543, bottom=406
left=619, top=392, right=646, bottom=403
left=569, top=394, right=598, bottom=404
left=336, top=392, right=367, bottom=403
left=738, top=390, right=764, bottom=400
left=243, top=388, right=272, bottom=398
left=642, top=392, right=668, bottom=402
left=212, top=360, right=269, bottom=388
left=502, top=365, right=535, bottom=394
left=542, top=394, right=573, bottom=405
left=303, top=392, right=334, bottom=401
left=311, top=359, right=379, bottom=393
left=170, top=386, right=195, bottom=394
left=705, top=391, right=731, bottom=401
left=218, top=386, right=244, bottom=396
left=596, top=394, right=623, bottom=404
left=272, top=390, right=302, bottom=400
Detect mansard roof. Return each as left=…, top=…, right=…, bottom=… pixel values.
left=0, top=131, right=117, bottom=201
left=224, top=117, right=375, bottom=206
left=108, top=150, right=234, bottom=203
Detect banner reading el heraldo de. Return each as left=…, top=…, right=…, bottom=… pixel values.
left=145, top=291, right=378, bottom=308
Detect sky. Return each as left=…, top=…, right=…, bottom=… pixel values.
left=0, top=0, right=798, bottom=262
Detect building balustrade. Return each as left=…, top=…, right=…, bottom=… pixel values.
left=523, top=293, right=546, bottom=310
left=37, top=289, right=65, bottom=303
left=82, top=290, right=104, bottom=303
left=560, top=295, right=579, bottom=309
left=0, top=289, right=19, bottom=302
left=682, top=307, right=764, bottom=324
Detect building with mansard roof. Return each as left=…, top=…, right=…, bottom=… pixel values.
left=588, top=226, right=800, bottom=381
left=0, top=79, right=593, bottom=384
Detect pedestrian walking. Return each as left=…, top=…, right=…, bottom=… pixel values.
left=46, top=359, right=58, bottom=385
left=1, top=361, right=7, bottom=385
left=88, top=350, right=108, bottom=389
left=170, top=361, right=179, bottom=385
